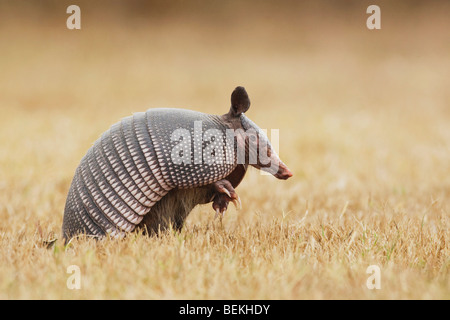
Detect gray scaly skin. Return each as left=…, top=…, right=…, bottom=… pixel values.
left=62, top=87, right=293, bottom=240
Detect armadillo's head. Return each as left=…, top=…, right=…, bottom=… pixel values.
left=222, top=86, right=293, bottom=180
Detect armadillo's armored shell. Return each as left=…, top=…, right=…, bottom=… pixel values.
left=62, top=108, right=236, bottom=239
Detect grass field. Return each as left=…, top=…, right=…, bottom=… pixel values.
left=0, top=1, right=448, bottom=299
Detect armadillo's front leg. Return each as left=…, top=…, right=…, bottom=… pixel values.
left=211, top=179, right=241, bottom=218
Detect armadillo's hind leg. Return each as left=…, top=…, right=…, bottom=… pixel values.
left=211, top=179, right=241, bottom=218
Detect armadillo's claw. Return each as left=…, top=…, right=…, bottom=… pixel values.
left=231, top=195, right=242, bottom=210
left=212, top=179, right=237, bottom=201
left=212, top=193, right=229, bottom=218
left=214, top=207, right=227, bottom=220
left=215, top=208, right=221, bottom=219
left=222, top=188, right=231, bottom=199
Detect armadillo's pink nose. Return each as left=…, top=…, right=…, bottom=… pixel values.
left=274, top=162, right=293, bottom=180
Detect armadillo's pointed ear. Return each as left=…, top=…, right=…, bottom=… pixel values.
left=230, top=86, right=250, bottom=117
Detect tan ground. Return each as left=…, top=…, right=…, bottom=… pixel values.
left=0, top=1, right=448, bottom=299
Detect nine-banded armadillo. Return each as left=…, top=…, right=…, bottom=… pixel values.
left=62, top=86, right=292, bottom=240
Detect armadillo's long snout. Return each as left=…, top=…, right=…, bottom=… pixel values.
left=273, top=161, right=293, bottom=180
left=239, top=113, right=293, bottom=181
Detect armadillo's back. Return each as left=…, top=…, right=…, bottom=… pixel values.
left=62, top=108, right=237, bottom=240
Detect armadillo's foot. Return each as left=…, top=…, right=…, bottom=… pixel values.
left=210, top=179, right=241, bottom=219
left=212, top=194, right=229, bottom=219
left=211, top=179, right=241, bottom=209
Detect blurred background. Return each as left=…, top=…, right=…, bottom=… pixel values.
left=0, top=0, right=449, bottom=227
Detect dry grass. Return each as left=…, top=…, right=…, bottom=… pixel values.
left=0, top=1, right=448, bottom=299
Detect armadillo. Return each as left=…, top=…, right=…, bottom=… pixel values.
left=62, top=87, right=293, bottom=240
